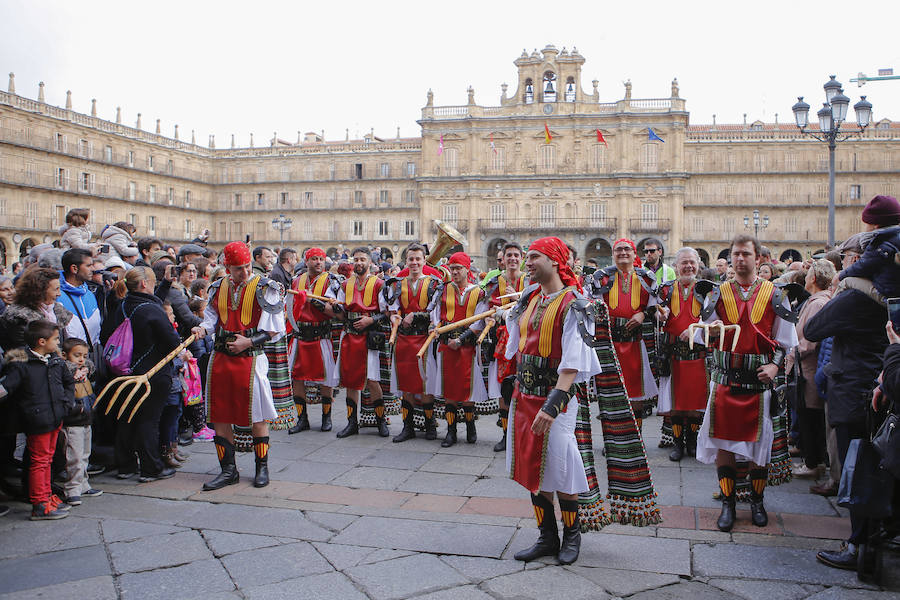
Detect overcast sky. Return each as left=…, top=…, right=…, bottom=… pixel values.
left=2, top=0, right=898, bottom=147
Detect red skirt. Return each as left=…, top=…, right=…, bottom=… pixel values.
left=709, top=384, right=764, bottom=442
left=292, top=339, right=326, bottom=382
left=339, top=332, right=368, bottom=391
left=671, top=357, right=708, bottom=411
left=208, top=352, right=254, bottom=427
left=441, top=343, right=476, bottom=404
left=510, top=388, right=557, bottom=493
left=494, top=326, right=516, bottom=382
left=395, top=333, right=426, bottom=394
left=614, top=340, right=643, bottom=399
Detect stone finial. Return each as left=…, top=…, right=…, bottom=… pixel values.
left=592, top=80, right=598, bottom=93
left=467, top=86, right=475, bottom=106
left=38, top=82, right=45, bottom=103
left=297, top=131, right=301, bottom=144
left=774, top=113, right=778, bottom=124
left=231, top=134, right=235, bottom=148
left=712, top=114, right=716, bottom=126
left=7, top=72, right=14, bottom=94
left=273, top=131, right=278, bottom=147
left=396, top=126, right=400, bottom=139
left=671, top=78, right=679, bottom=98
left=136, top=113, right=142, bottom=129
left=345, top=128, right=349, bottom=141
left=321, top=129, right=324, bottom=141
left=66, top=90, right=72, bottom=110
left=209, top=134, right=215, bottom=148
left=174, top=124, right=179, bottom=140
left=624, top=79, right=632, bottom=100
left=501, top=82, right=508, bottom=101
left=250, top=133, right=254, bottom=147
left=743, top=113, right=747, bottom=125
left=191, top=129, right=196, bottom=145
left=155, top=118, right=161, bottom=134
left=426, top=88, right=433, bottom=107
left=91, top=99, right=97, bottom=117
left=116, top=106, right=121, bottom=124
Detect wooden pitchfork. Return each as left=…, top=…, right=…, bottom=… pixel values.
left=94, top=334, right=196, bottom=423
left=285, top=289, right=336, bottom=303
left=687, top=321, right=741, bottom=351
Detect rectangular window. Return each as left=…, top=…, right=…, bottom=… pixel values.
left=78, top=139, right=89, bottom=157
left=754, top=153, right=765, bottom=172
left=56, top=133, right=67, bottom=152
left=589, top=202, right=606, bottom=225
left=539, top=203, right=556, bottom=226
left=128, top=213, right=136, bottom=227
left=405, top=190, right=416, bottom=204
left=329, top=163, right=336, bottom=180
left=185, top=190, right=192, bottom=207
left=168, top=187, right=175, bottom=205
left=354, top=163, right=363, bottom=179
left=404, top=220, right=415, bottom=236
left=378, top=220, right=389, bottom=236
left=406, top=162, right=416, bottom=177
left=817, top=154, right=828, bottom=171
left=816, top=218, right=826, bottom=232
left=490, top=146, right=506, bottom=174
left=691, top=217, right=704, bottom=232
left=280, top=191, right=289, bottom=206
left=304, top=165, right=314, bottom=180
left=80, top=172, right=90, bottom=192
left=184, top=219, right=192, bottom=236
left=128, top=181, right=136, bottom=200
left=641, top=202, right=658, bottom=227
left=785, top=152, right=797, bottom=171
left=727, top=153, right=736, bottom=173
left=147, top=215, right=156, bottom=232
left=589, top=144, right=606, bottom=172
left=817, top=184, right=828, bottom=199
left=380, top=163, right=390, bottom=178
left=233, top=167, right=242, bottom=183
left=850, top=184, right=861, bottom=200
left=442, top=203, right=458, bottom=224
left=234, top=193, right=242, bottom=207
left=490, top=203, right=506, bottom=226
left=104, top=145, right=113, bottom=162
left=56, top=167, right=68, bottom=189
left=753, top=183, right=764, bottom=202
left=232, top=221, right=242, bottom=238
left=148, top=155, right=154, bottom=171
left=785, top=217, right=798, bottom=233
left=640, top=144, right=658, bottom=173
left=379, top=190, right=389, bottom=205
left=127, top=150, right=134, bottom=167
left=693, top=153, right=704, bottom=172
left=443, top=148, right=459, bottom=177
left=354, top=190, right=363, bottom=206
left=305, top=191, right=314, bottom=207
left=257, top=166, right=265, bottom=182
left=257, top=193, right=265, bottom=206
left=281, top=166, right=290, bottom=181
left=25, top=202, right=38, bottom=228
left=786, top=183, right=799, bottom=199
left=25, top=162, right=37, bottom=184
left=352, top=220, right=363, bottom=237
left=724, top=217, right=735, bottom=233
left=148, top=184, right=156, bottom=203
left=539, top=145, right=555, bottom=173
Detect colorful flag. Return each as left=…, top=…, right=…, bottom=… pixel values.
left=490, top=133, right=497, bottom=154
left=648, top=128, right=665, bottom=142
left=438, top=134, right=443, bottom=155
left=596, top=129, right=608, bottom=147
left=544, top=123, right=552, bottom=144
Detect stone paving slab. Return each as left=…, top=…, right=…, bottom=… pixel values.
left=707, top=578, right=823, bottom=600
left=109, top=530, right=213, bottom=573
left=0, top=545, right=110, bottom=594
left=397, top=471, right=478, bottom=495
left=175, top=501, right=332, bottom=540
left=0, top=516, right=101, bottom=560
left=72, top=494, right=205, bottom=524
left=482, top=565, right=607, bottom=600
left=345, top=554, right=468, bottom=600
left=201, top=530, right=284, bottom=557
left=565, top=565, right=682, bottom=597
left=627, top=580, right=744, bottom=599
left=419, top=453, right=492, bottom=475
left=242, top=571, right=369, bottom=600
left=358, top=448, right=434, bottom=470
left=311, top=542, right=379, bottom=570
left=414, top=585, right=496, bottom=600
left=117, top=558, right=235, bottom=600
left=439, top=555, right=524, bottom=582
left=220, top=541, right=333, bottom=588
left=332, top=515, right=515, bottom=557
left=0, top=575, right=117, bottom=600
left=330, top=465, right=413, bottom=490
left=100, top=518, right=189, bottom=543
left=277, top=459, right=354, bottom=484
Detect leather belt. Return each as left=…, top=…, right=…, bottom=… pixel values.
left=292, top=323, right=330, bottom=342
left=516, top=357, right=560, bottom=397
left=214, top=328, right=263, bottom=357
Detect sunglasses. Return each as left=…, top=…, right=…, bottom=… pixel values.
left=644, top=248, right=659, bottom=254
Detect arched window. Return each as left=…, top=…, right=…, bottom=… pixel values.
left=524, top=78, right=534, bottom=104
left=542, top=71, right=556, bottom=102
left=640, top=143, right=658, bottom=173
left=565, top=76, right=576, bottom=102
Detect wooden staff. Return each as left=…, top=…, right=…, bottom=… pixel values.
left=285, top=289, right=335, bottom=303
left=389, top=316, right=401, bottom=345
left=416, top=330, right=439, bottom=359
left=95, top=334, right=196, bottom=423
left=477, top=317, right=496, bottom=344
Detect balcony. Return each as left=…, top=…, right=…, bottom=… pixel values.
left=629, top=218, right=671, bottom=233
left=477, top=218, right=616, bottom=233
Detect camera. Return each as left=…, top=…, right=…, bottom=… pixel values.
left=100, top=270, right=119, bottom=284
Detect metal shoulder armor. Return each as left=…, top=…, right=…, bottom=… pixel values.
left=588, top=266, right=617, bottom=298
left=568, top=292, right=602, bottom=348
left=772, top=283, right=800, bottom=324
left=699, top=282, right=721, bottom=321
left=255, top=276, right=285, bottom=314
left=507, top=283, right=541, bottom=321
left=382, top=277, right=401, bottom=305
left=656, top=281, right=674, bottom=306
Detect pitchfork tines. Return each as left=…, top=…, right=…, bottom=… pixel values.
left=687, top=321, right=741, bottom=351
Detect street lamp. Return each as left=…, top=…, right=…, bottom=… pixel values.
left=743, top=209, right=769, bottom=237
left=791, top=76, right=873, bottom=247
left=271, top=214, right=293, bottom=247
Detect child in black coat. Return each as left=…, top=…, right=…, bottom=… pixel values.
left=0, top=320, right=80, bottom=520
left=61, top=338, right=103, bottom=506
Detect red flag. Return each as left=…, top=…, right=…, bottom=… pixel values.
left=596, top=129, right=608, bottom=147
left=544, top=123, right=552, bottom=144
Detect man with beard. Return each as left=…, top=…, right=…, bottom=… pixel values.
left=483, top=242, right=528, bottom=452
left=503, top=237, right=602, bottom=565
left=427, top=252, right=488, bottom=447
left=334, top=248, right=390, bottom=438
left=694, top=234, right=798, bottom=532
left=287, top=248, right=341, bottom=433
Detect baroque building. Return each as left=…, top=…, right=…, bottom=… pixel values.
left=1, top=45, right=898, bottom=269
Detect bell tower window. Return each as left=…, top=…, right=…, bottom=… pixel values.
left=524, top=78, right=534, bottom=104
left=565, top=77, right=576, bottom=102
left=542, top=71, right=556, bottom=102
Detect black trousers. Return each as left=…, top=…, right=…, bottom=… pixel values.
left=114, top=374, right=171, bottom=476
left=835, top=420, right=870, bottom=545
left=797, top=404, right=827, bottom=469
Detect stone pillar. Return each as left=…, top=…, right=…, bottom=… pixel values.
left=136, top=113, right=142, bottom=129
left=209, top=134, right=215, bottom=148
left=231, top=134, right=235, bottom=148
left=38, top=82, right=45, bottom=103
left=250, top=133, right=254, bottom=147
left=91, top=99, right=97, bottom=117
left=7, top=72, right=14, bottom=94
left=66, top=90, right=72, bottom=110
left=174, top=124, right=179, bottom=140
left=155, top=119, right=161, bottom=134
left=191, top=130, right=196, bottom=145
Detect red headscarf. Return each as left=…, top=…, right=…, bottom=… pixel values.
left=305, top=247, right=326, bottom=260
left=613, top=238, right=642, bottom=269
left=529, top=236, right=582, bottom=293
left=223, top=241, right=251, bottom=267
left=447, top=252, right=471, bottom=269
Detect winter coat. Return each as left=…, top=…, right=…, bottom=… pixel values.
left=269, top=262, right=292, bottom=289
left=100, top=225, right=139, bottom=259
left=58, top=277, right=102, bottom=345
left=880, top=343, right=900, bottom=415
left=0, top=303, right=72, bottom=352
left=58, top=224, right=95, bottom=251
left=814, top=336, right=833, bottom=400
left=785, top=289, right=831, bottom=409
left=804, top=289, right=888, bottom=426
left=840, top=224, right=900, bottom=299
left=0, top=348, right=77, bottom=435
left=104, top=291, right=181, bottom=381
left=165, top=282, right=201, bottom=338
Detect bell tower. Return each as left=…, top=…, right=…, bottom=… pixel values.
left=503, top=44, right=586, bottom=107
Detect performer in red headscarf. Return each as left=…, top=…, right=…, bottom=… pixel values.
left=193, top=242, right=286, bottom=490
left=502, top=237, right=602, bottom=565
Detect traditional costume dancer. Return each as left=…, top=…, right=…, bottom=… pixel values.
left=427, top=252, right=488, bottom=447
left=195, top=242, right=286, bottom=489
left=287, top=248, right=341, bottom=434
left=334, top=247, right=390, bottom=438
left=694, top=235, right=798, bottom=531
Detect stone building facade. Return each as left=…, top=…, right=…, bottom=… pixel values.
left=1, top=45, right=898, bottom=269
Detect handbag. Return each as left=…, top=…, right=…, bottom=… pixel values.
left=872, top=403, right=900, bottom=478
left=837, top=438, right=895, bottom=519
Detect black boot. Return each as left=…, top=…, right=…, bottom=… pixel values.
left=337, top=399, right=359, bottom=438
left=494, top=409, right=508, bottom=452
left=464, top=406, right=477, bottom=443
left=493, top=430, right=507, bottom=453
left=557, top=498, right=582, bottom=565
left=685, top=420, right=699, bottom=457
left=320, top=398, right=333, bottom=432
left=203, top=436, right=239, bottom=491
left=749, top=467, right=769, bottom=527
left=393, top=401, right=416, bottom=443
left=668, top=417, right=685, bottom=462
left=288, top=399, right=309, bottom=434
left=374, top=400, right=390, bottom=437
left=423, top=402, right=437, bottom=441
left=716, top=465, right=737, bottom=532
left=441, top=410, right=458, bottom=448
left=252, top=436, right=270, bottom=488
left=514, top=494, right=560, bottom=561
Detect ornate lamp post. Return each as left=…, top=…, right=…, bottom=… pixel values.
left=743, top=209, right=769, bottom=238
left=792, top=76, right=873, bottom=247
left=271, top=214, right=293, bottom=247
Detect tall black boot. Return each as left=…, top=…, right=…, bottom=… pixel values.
left=441, top=408, right=458, bottom=448
left=392, top=401, right=416, bottom=443
left=252, top=436, right=270, bottom=488
left=557, top=497, right=582, bottom=565
left=320, top=397, right=333, bottom=432
left=374, top=400, right=390, bottom=437
left=423, top=402, right=437, bottom=440
left=288, top=398, right=309, bottom=434
left=464, top=405, right=477, bottom=443
left=203, top=436, right=239, bottom=491
left=749, top=467, right=769, bottom=527
left=668, top=417, right=685, bottom=462
left=514, top=493, right=560, bottom=561
left=337, top=398, right=359, bottom=438
left=686, top=419, right=700, bottom=457
left=716, top=465, right=737, bottom=532
left=494, top=408, right=509, bottom=452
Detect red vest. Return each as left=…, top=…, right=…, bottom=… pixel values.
left=604, top=270, right=651, bottom=319
left=664, top=281, right=702, bottom=336
left=490, top=272, right=527, bottom=307
left=291, top=272, right=330, bottom=324
left=517, top=288, right=577, bottom=360
left=397, top=276, right=437, bottom=315
left=342, top=274, right=384, bottom=314
left=439, top=283, right=483, bottom=324
left=715, top=279, right=777, bottom=354
left=212, top=275, right=263, bottom=332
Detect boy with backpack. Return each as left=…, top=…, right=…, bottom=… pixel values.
left=0, top=320, right=80, bottom=520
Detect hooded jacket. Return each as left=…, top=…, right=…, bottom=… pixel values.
left=0, top=348, right=77, bottom=435
left=58, top=224, right=94, bottom=251
left=0, top=303, right=72, bottom=352
left=58, top=276, right=102, bottom=345
left=100, top=225, right=139, bottom=259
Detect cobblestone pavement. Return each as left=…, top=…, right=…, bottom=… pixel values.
left=1, top=405, right=898, bottom=599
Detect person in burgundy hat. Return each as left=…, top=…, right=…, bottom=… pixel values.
left=192, top=241, right=286, bottom=490
left=837, top=194, right=900, bottom=301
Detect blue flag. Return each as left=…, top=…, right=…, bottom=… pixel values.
left=648, top=128, right=664, bottom=142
